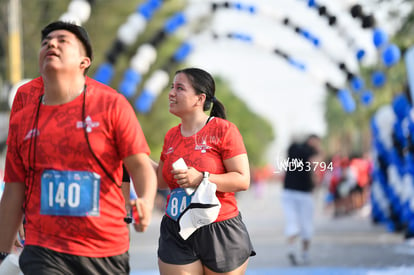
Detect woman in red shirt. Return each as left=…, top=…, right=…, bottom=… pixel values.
left=157, top=68, right=255, bottom=274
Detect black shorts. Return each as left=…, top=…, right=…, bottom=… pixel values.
left=19, top=245, right=129, bottom=275
left=158, top=213, right=256, bottom=273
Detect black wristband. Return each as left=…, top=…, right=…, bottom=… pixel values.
left=0, top=251, right=9, bottom=260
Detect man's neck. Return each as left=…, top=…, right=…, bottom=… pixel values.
left=42, top=74, right=86, bottom=105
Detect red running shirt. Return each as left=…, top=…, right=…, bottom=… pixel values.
left=160, top=117, right=247, bottom=221
left=5, top=79, right=150, bottom=257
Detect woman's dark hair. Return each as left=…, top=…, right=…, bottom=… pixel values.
left=175, top=67, right=226, bottom=119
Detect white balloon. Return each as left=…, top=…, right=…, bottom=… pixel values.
left=117, top=24, right=137, bottom=45
left=402, top=174, right=414, bottom=203
left=130, top=44, right=157, bottom=73
left=59, top=12, right=82, bottom=25
left=127, top=14, right=147, bottom=33
left=387, top=165, right=403, bottom=199
left=130, top=55, right=150, bottom=74
left=183, top=3, right=211, bottom=23
left=68, top=0, right=91, bottom=23
left=258, top=3, right=284, bottom=20
left=144, top=70, right=170, bottom=95
left=374, top=105, right=396, bottom=150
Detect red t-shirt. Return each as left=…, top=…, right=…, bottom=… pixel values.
left=7, top=77, right=111, bottom=143
left=5, top=78, right=150, bottom=257
left=160, top=117, right=247, bottom=221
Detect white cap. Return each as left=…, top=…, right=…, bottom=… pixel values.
left=178, top=178, right=221, bottom=240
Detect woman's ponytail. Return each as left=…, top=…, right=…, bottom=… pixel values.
left=210, top=97, right=226, bottom=119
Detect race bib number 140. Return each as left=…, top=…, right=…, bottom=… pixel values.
left=40, top=170, right=101, bottom=217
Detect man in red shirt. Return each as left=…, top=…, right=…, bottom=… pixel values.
left=0, top=21, right=157, bottom=274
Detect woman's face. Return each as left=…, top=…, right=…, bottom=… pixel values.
left=168, top=72, right=203, bottom=116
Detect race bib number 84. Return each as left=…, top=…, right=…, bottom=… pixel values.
left=40, top=170, right=101, bottom=216
left=166, top=188, right=192, bottom=221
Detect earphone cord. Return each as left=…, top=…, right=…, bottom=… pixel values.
left=81, top=85, right=121, bottom=188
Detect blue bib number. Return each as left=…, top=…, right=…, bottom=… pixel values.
left=166, top=188, right=192, bottom=221
left=40, top=170, right=101, bottom=216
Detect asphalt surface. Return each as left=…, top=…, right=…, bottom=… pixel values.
left=128, top=183, right=414, bottom=274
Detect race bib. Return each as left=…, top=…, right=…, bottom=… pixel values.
left=166, top=188, right=193, bottom=221
left=40, top=170, right=101, bottom=216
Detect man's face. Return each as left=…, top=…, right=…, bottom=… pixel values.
left=39, top=29, right=88, bottom=75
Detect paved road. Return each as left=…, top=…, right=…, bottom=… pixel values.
left=129, top=183, right=414, bottom=274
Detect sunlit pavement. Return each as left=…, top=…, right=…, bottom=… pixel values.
left=129, top=182, right=414, bottom=274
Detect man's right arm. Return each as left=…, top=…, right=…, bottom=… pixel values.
left=123, top=154, right=157, bottom=232
left=0, top=182, right=25, bottom=257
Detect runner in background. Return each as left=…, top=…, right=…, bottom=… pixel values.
left=282, top=134, right=323, bottom=266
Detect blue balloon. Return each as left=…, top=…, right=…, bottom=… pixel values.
left=370, top=116, right=379, bottom=137
left=119, top=82, right=137, bottom=99
left=137, top=2, right=154, bottom=20
left=147, top=0, right=162, bottom=10
left=288, top=58, right=306, bottom=71
left=307, top=0, right=316, bottom=8
left=173, top=43, right=192, bottom=62
left=312, top=37, right=320, bottom=47
left=373, top=28, right=388, bottom=48
left=233, top=32, right=252, bottom=42
left=93, top=63, right=114, bottom=85
left=392, top=93, right=411, bottom=121
left=371, top=70, right=386, bottom=88
left=356, top=49, right=365, bottom=61
left=350, top=76, right=364, bottom=92
left=123, top=68, right=141, bottom=83
left=164, top=12, right=186, bottom=34
left=382, top=44, right=401, bottom=67
left=135, top=89, right=156, bottom=113
left=337, top=89, right=356, bottom=113
left=234, top=2, right=243, bottom=10
left=408, top=220, right=414, bottom=234
left=401, top=205, right=412, bottom=224
left=386, top=220, right=396, bottom=232
left=247, top=4, right=256, bottom=14
left=119, top=69, right=142, bottom=98
left=360, top=90, right=374, bottom=106
left=233, top=2, right=256, bottom=13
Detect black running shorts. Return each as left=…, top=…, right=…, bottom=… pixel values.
left=158, top=213, right=256, bottom=273
left=19, top=245, right=129, bottom=275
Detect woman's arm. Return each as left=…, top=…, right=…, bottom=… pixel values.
left=173, top=153, right=250, bottom=193
left=157, top=160, right=169, bottom=190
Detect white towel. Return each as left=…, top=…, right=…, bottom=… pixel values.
left=178, top=178, right=221, bottom=240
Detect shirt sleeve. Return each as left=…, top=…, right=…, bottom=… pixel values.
left=4, top=114, right=25, bottom=183
left=220, top=122, right=247, bottom=160
left=113, top=95, right=150, bottom=159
